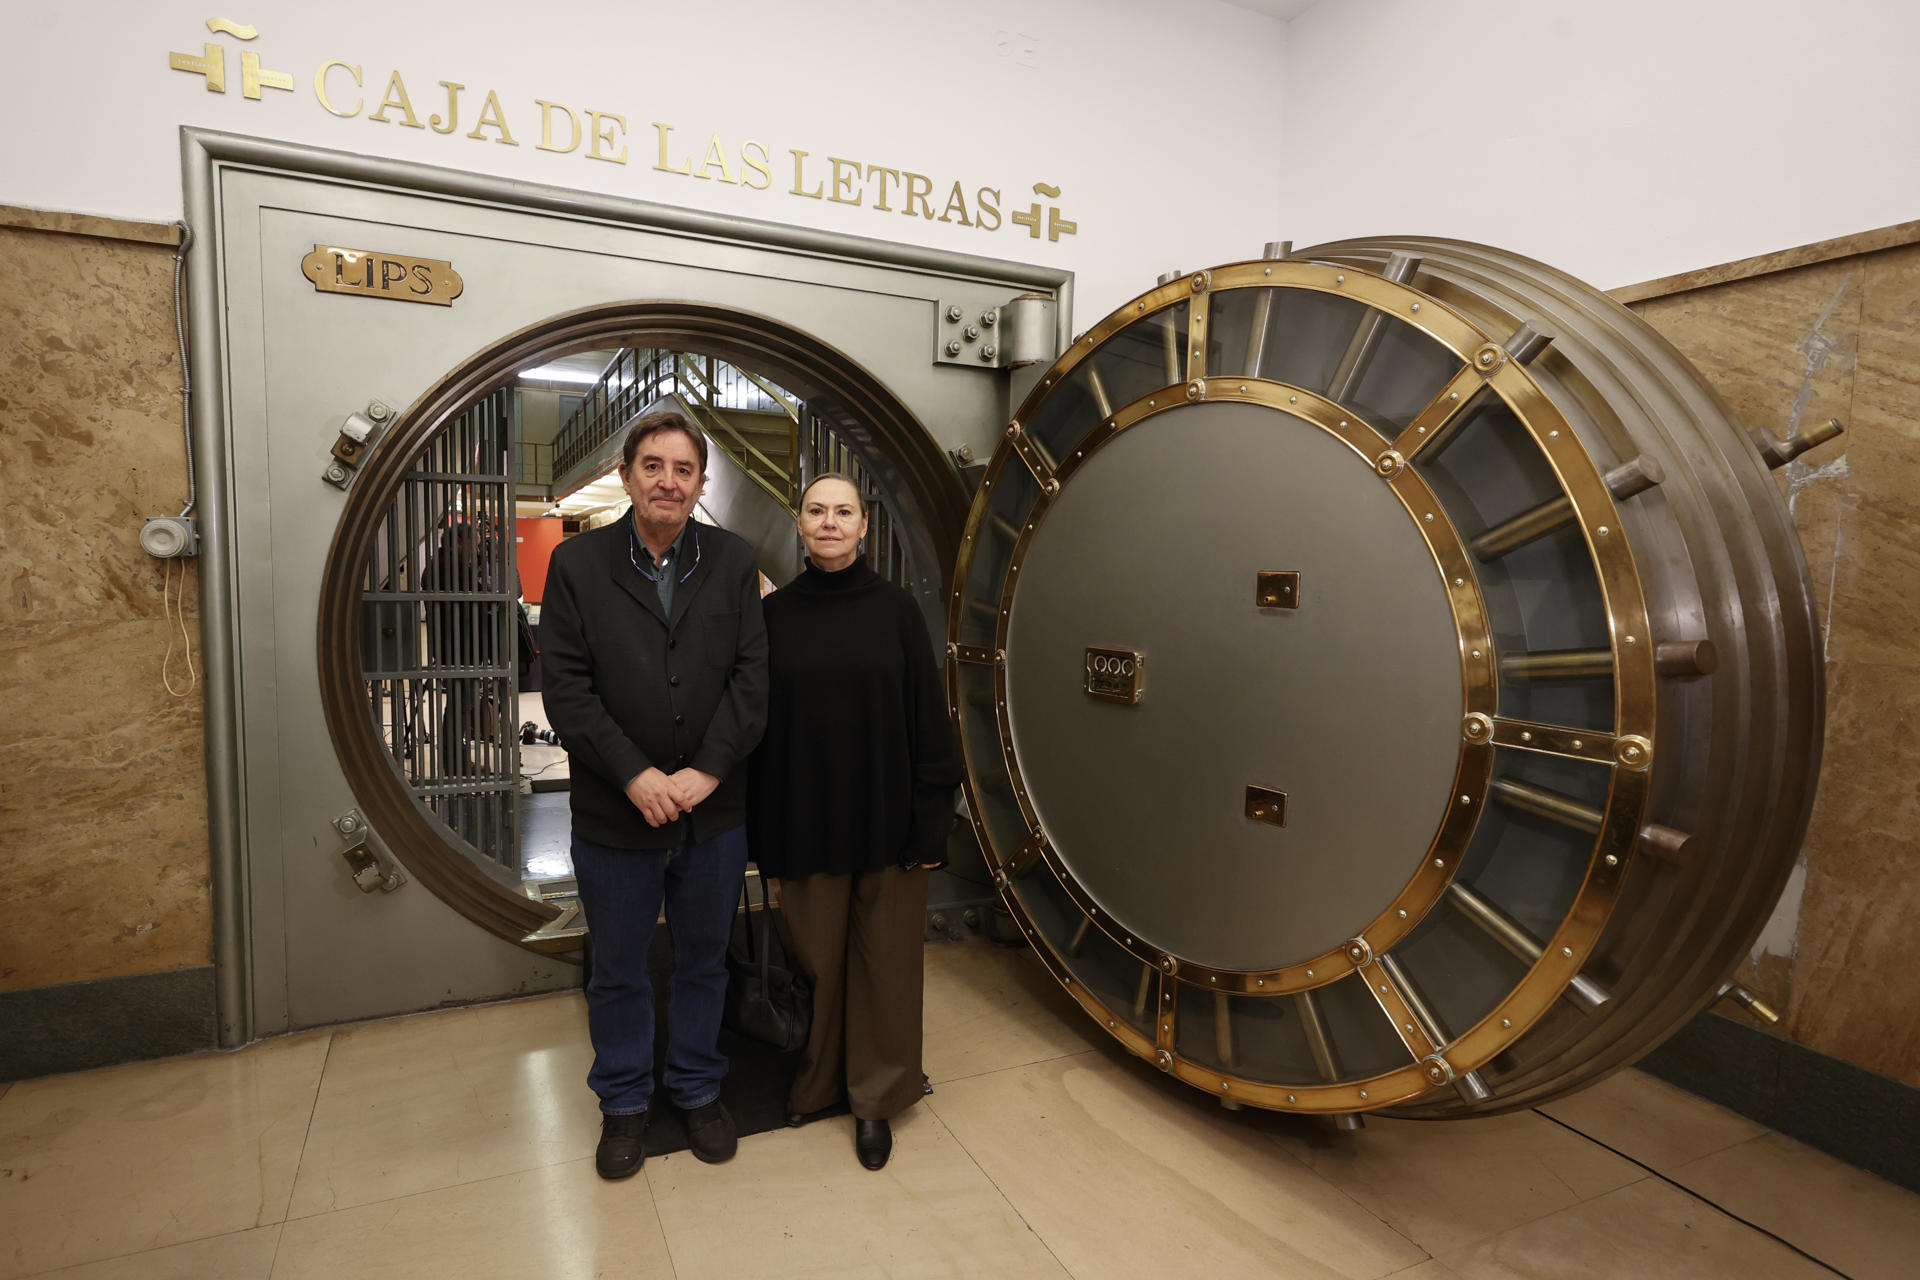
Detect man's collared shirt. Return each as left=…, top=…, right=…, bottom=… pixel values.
left=629, top=516, right=699, bottom=615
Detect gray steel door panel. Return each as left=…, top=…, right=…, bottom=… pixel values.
left=213, top=165, right=1057, bottom=1032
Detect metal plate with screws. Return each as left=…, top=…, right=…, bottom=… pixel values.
left=1245, top=785, right=1288, bottom=828
left=1256, top=570, right=1300, bottom=609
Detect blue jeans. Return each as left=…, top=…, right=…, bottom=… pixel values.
left=572, top=825, right=749, bottom=1115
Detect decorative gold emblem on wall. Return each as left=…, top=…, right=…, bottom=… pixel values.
left=300, top=245, right=464, bottom=307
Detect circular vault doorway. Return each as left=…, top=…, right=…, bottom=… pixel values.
left=316, top=300, right=970, bottom=948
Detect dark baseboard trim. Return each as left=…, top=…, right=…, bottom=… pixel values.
left=1639, top=1010, right=1920, bottom=1193
left=0, top=967, right=218, bottom=1083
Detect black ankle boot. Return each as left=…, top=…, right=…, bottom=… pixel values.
left=595, top=1111, right=648, bottom=1180
left=855, top=1117, right=892, bottom=1170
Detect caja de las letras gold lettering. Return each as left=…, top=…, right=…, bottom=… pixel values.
left=170, top=20, right=1075, bottom=245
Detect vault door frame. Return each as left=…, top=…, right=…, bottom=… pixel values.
left=184, top=128, right=1072, bottom=1046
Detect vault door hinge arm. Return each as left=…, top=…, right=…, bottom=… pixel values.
left=334, top=809, right=405, bottom=893
left=322, top=400, right=396, bottom=490
left=934, top=294, right=1059, bottom=369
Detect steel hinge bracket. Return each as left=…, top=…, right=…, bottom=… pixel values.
left=322, top=400, right=396, bottom=490
left=334, top=808, right=405, bottom=893
left=934, top=294, right=1059, bottom=369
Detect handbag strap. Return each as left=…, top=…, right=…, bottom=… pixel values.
left=750, top=873, right=775, bottom=984
left=737, top=877, right=760, bottom=965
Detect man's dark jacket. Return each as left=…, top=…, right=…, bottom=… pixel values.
left=539, top=512, right=768, bottom=848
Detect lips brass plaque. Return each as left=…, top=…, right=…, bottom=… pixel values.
left=1084, top=647, right=1144, bottom=704
left=301, top=244, right=465, bottom=307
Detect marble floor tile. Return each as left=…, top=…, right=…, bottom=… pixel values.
left=930, top=1050, right=1427, bottom=1280
left=0, top=1033, right=329, bottom=1280
left=1269, top=1106, right=1643, bottom=1257
left=922, top=938, right=1105, bottom=1085
left=1534, top=1068, right=1767, bottom=1173
left=271, top=1158, right=672, bottom=1280
left=285, top=992, right=596, bottom=1219
left=14, top=1227, right=280, bottom=1280
left=1440, top=1177, right=1836, bottom=1279
left=1384, top=1264, right=1464, bottom=1280
left=1669, top=1130, right=1920, bottom=1280
left=645, top=1104, right=1066, bottom=1280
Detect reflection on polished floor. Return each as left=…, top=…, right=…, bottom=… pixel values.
left=1, top=939, right=1914, bottom=1280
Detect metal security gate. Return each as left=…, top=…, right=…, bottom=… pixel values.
left=361, top=388, right=521, bottom=877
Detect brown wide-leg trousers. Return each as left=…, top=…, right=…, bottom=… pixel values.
left=778, top=866, right=928, bottom=1121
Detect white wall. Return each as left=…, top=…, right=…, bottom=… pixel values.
left=1281, top=0, right=1920, bottom=289
left=0, top=0, right=1288, bottom=321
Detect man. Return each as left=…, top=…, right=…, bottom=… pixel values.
left=540, top=409, right=768, bottom=1179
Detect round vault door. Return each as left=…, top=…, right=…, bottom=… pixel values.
left=947, top=239, right=1833, bottom=1118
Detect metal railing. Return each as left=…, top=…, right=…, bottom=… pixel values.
left=551, top=348, right=678, bottom=478
left=516, top=440, right=553, bottom=487
left=674, top=355, right=801, bottom=509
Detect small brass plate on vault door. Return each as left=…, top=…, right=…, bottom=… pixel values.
left=1245, top=785, right=1288, bottom=827
left=1084, top=648, right=1144, bottom=704
left=1256, top=571, right=1300, bottom=608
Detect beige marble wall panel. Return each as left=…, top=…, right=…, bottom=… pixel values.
left=1780, top=245, right=1920, bottom=1085
left=1631, top=247, right=1920, bottom=1087
left=0, top=621, right=210, bottom=988
left=0, top=220, right=210, bottom=992
left=0, top=226, right=195, bottom=625
left=1632, top=255, right=1860, bottom=634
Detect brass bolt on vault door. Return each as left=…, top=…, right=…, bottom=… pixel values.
left=1245, top=786, right=1288, bottom=827
left=1256, top=571, right=1300, bottom=608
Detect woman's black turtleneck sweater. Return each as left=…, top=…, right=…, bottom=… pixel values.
left=748, top=556, right=960, bottom=880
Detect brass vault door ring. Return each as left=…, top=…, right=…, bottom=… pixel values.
left=947, top=245, right=1825, bottom=1117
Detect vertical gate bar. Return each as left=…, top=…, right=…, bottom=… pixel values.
left=503, top=392, right=522, bottom=878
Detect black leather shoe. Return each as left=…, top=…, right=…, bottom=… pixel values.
left=684, top=1099, right=738, bottom=1164
left=855, top=1117, right=892, bottom=1170
left=595, top=1111, right=648, bottom=1180
left=785, top=1109, right=807, bottom=1128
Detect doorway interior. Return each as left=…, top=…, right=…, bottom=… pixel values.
left=357, top=337, right=931, bottom=955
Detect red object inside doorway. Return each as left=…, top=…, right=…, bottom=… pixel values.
left=516, top=517, right=565, bottom=603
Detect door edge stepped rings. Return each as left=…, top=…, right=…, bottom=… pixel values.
left=947, top=240, right=1826, bottom=1117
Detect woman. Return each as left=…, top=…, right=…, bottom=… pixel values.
left=748, top=473, right=960, bottom=1170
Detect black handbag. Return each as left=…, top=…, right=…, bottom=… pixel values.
left=723, top=874, right=813, bottom=1053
